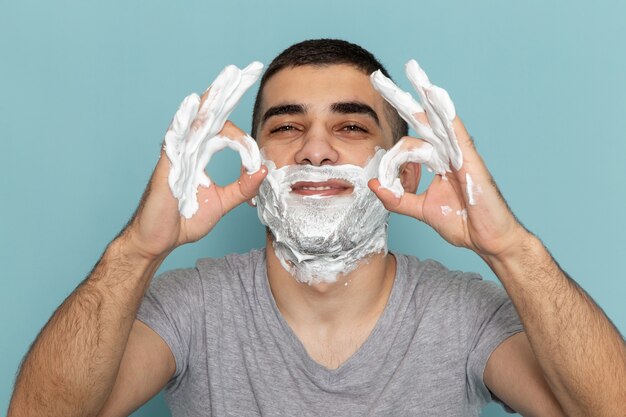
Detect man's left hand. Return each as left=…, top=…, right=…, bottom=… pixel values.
left=369, top=77, right=530, bottom=261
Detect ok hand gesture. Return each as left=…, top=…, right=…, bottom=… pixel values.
left=124, top=62, right=267, bottom=260
left=369, top=61, right=529, bottom=261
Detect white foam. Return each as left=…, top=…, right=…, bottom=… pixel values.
left=376, top=138, right=434, bottom=198
left=465, top=172, right=479, bottom=206
left=256, top=150, right=389, bottom=285
left=441, top=205, right=453, bottom=216
left=164, top=62, right=264, bottom=218
left=371, top=60, right=463, bottom=197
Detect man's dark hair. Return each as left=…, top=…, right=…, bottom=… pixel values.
left=251, top=39, right=408, bottom=142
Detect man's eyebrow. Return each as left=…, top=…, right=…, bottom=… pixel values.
left=262, top=104, right=306, bottom=124
left=331, top=101, right=380, bottom=126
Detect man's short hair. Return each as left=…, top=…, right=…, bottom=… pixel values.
left=251, top=39, right=409, bottom=142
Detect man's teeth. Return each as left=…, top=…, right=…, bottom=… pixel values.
left=301, top=186, right=333, bottom=190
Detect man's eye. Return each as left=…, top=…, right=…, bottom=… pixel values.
left=341, top=124, right=368, bottom=133
left=270, top=124, right=297, bottom=134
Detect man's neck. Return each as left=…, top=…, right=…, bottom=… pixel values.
left=265, top=239, right=396, bottom=368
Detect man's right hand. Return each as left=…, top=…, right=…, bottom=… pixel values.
left=123, top=116, right=267, bottom=261
left=8, top=63, right=267, bottom=417
left=122, top=62, right=267, bottom=261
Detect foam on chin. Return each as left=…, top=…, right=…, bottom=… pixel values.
left=256, top=150, right=389, bottom=285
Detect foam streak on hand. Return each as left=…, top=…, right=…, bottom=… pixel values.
left=164, top=62, right=264, bottom=218
left=371, top=60, right=462, bottom=196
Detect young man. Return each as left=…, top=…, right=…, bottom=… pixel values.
left=8, top=39, right=626, bottom=417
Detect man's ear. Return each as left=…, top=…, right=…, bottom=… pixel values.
left=400, top=162, right=421, bottom=194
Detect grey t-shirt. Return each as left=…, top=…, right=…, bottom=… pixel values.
left=137, top=249, right=523, bottom=416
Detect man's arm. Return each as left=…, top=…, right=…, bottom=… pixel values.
left=371, top=117, right=626, bottom=415
left=484, top=233, right=626, bottom=416
left=7, top=238, right=167, bottom=417
left=95, top=320, right=176, bottom=417
left=484, top=332, right=566, bottom=417
left=8, top=88, right=267, bottom=415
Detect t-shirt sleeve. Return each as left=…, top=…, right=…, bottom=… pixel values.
left=137, top=267, right=204, bottom=382
left=463, top=277, right=524, bottom=412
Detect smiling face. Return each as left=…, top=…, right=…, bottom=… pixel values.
left=254, top=64, right=395, bottom=283
left=256, top=64, right=396, bottom=196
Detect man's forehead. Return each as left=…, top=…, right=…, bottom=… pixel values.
left=260, top=64, right=382, bottom=108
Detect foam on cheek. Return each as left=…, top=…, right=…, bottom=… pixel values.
left=164, top=62, right=264, bottom=219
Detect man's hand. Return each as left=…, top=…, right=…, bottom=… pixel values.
left=123, top=64, right=267, bottom=261
left=369, top=62, right=528, bottom=262
left=371, top=119, right=528, bottom=261
left=7, top=63, right=269, bottom=417
left=369, top=61, right=626, bottom=417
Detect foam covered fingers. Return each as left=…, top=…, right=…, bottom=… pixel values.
left=377, top=137, right=433, bottom=197
left=193, top=62, right=264, bottom=142
left=164, top=61, right=265, bottom=219
left=370, top=70, right=438, bottom=148
left=163, top=93, right=201, bottom=191
left=405, top=60, right=462, bottom=171
left=217, top=121, right=262, bottom=174
left=370, top=60, right=462, bottom=175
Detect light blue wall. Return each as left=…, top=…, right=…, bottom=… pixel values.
left=2, top=1, right=625, bottom=415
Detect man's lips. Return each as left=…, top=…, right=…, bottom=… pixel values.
left=290, top=180, right=354, bottom=196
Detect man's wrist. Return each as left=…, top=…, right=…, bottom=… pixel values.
left=115, top=224, right=174, bottom=263
left=80, top=235, right=168, bottom=302
left=108, top=232, right=169, bottom=272
left=482, top=231, right=550, bottom=281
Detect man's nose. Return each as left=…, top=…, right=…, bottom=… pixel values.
left=294, top=128, right=339, bottom=166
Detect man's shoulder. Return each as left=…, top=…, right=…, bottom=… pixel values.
left=395, top=252, right=482, bottom=282
left=153, top=248, right=265, bottom=287
left=194, top=248, right=265, bottom=277
left=147, top=249, right=266, bottom=307
left=394, top=253, right=513, bottom=327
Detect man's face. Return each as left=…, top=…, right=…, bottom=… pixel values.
left=256, top=64, right=395, bottom=171
left=254, top=65, right=393, bottom=283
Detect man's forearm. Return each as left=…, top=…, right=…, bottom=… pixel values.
left=8, top=236, right=164, bottom=417
left=486, top=234, right=626, bottom=417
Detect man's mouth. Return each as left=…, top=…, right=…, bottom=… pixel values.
left=290, top=180, right=354, bottom=196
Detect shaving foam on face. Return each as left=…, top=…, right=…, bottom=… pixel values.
left=371, top=60, right=462, bottom=197
left=256, top=150, right=389, bottom=285
left=164, top=62, right=264, bottom=218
